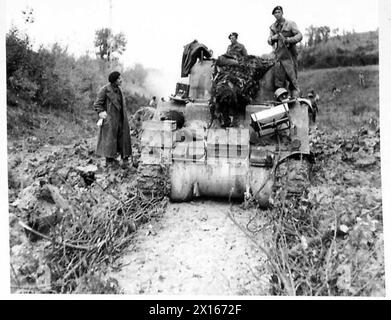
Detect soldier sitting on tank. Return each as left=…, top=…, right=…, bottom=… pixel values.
left=215, top=32, right=248, bottom=67
left=226, top=32, right=248, bottom=60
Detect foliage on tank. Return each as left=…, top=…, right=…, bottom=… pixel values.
left=210, top=55, right=275, bottom=123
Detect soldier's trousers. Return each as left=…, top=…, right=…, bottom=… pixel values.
left=274, top=59, right=299, bottom=93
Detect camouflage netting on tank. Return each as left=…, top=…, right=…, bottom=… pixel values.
left=210, top=55, right=275, bottom=124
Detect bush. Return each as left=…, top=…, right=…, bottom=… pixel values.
left=6, top=26, right=149, bottom=121
left=6, top=28, right=39, bottom=106
left=298, top=30, right=378, bottom=70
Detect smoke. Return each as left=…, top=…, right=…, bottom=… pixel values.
left=144, top=68, right=178, bottom=100
left=122, top=62, right=185, bottom=101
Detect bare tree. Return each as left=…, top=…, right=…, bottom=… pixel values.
left=319, top=26, right=331, bottom=42
left=305, top=25, right=315, bottom=47
left=94, top=28, right=127, bottom=61
left=306, top=25, right=331, bottom=46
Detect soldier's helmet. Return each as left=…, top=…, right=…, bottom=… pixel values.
left=274, top=88, right=289, bottom=100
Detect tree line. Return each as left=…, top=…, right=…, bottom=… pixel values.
left=6, top=22, right=149, bottom=119
left=297, top=26, right=378, bottom=70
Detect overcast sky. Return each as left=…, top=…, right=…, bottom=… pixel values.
left=5, top=0, right=379, bottom=95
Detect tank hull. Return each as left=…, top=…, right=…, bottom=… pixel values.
left=137, top=60, right=311, bottom=207
left=170, top=160, right=271, bottom=201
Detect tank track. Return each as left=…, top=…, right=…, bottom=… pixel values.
left=136, top=163, right=171, bottom=199
left=273, top=157, right=310, bottom=202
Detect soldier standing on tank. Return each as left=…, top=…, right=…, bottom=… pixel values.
left=226, top=32, right=248, bottom=60
left=268, top=6, right=303, bottom=98
left=94, top=71, right=133, bottom=169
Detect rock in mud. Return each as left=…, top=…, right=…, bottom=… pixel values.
left=12, top=182, right=70, bottom=236
left=76, top=164, right=98, bottom=186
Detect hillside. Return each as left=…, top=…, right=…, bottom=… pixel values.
left=5, top=27, right=150, bottom=145
left=298, top=30, right=379, bottom=69
left=300, top=65, right=379, bottom=132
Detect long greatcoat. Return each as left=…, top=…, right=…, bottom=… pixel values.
left=93, top=83, right=132, bottom=158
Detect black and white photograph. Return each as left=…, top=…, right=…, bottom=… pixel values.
left=2, top=0, right=390, bottom=298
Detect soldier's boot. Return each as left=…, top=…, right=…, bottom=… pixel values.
left=105, top=157, right=119, bottom=169
left=121, top=157, right=129, bottom=169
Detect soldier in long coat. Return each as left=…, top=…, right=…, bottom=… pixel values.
left=94, top=71, right=132, bottom=168
left=268, top=6, right=302, bottom=98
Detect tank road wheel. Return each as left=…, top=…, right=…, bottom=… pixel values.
left=136, top=163, right=171, bottom=199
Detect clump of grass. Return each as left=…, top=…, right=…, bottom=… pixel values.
left=352, top=103, right=369, bottom=116
left=261, top=126, right=383, bottom=296
left=300, top=65, right=378, bottom=134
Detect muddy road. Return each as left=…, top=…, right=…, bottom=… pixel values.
left=109, top=201, right=271, bottom=295
left=8, top=137, right=271, bottom=295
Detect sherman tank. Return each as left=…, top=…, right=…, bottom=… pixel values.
left=136, top=50, right=315, bottom=207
